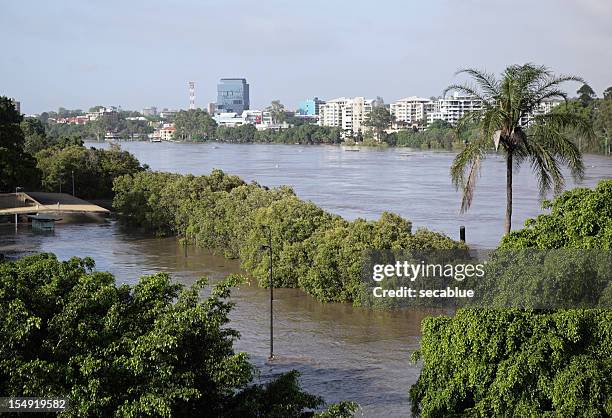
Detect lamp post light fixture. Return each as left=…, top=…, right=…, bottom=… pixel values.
left=260, top=224, right=274, bottom=361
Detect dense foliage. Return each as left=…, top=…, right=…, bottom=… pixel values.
left=112, top=170, right=464, bottom=304
left=214, top=124, right=343, bottom=145
left=35, top=143, right=144, bottom=199
left=410, top=309, right=611, bottom=417
left=0, top=97, right=39, bottom=192
left=500, top=179, right=612, bottom=250
left=386, top=120, right=466, bottom=149
left=173, top=109, right=217, bottom=141
left=410, top=180, right=612, bottom=417
left=0, top=254, right=357, bottom=417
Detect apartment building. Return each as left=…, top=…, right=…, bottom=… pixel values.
left=159, top=124, right=176, bottom=141
left=428, top=92, right=483, bottom=126
left=318, top=97, right=375, bottom=134
left=390, top=97, right=435, bottom=127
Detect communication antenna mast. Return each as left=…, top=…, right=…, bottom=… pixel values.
left=188, top=81, right=195, bottom=110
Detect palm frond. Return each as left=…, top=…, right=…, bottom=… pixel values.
left=450, top=136, right=489, bottom=213
left=442, top=83, right=491, bottom=107
left=455, top=68, right=500, bottom=98
left=517, top=116, right=585, bottom=196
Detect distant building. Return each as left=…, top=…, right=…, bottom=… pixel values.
left=389, top=92, right=559, bottom=128
left=217, top=78, right=249, bottom=114
left=213, top=110, right=287, bottom=130
left=428, top=92, right=483, bottom=126
left=142, top=107, right=157, bottom=116
left=86, top=106, right=119, bottom=123
left=390, top=97, right=434, bottom=128
left=207, top=102, right=217, bottom=115
left=214, top=112, right=246, bottom=128
left=10, top=98, right=20, bottom=114
left=298, top=97, right=325, bottom=116
left=159, top=123, right=176, bottom=141
left=159, top=109, right=178, bottom=119
left=318, top=97, right=375, bottom=135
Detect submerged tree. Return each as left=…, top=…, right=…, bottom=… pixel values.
left=363, top=106, right=394, bottom=141
left=447, top=64, right=592, bottom=235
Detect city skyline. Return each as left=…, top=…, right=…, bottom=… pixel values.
left=2, top=0, right=611, bottom=114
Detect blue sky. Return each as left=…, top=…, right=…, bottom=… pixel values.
left=2, top=0, right=611, bottom=114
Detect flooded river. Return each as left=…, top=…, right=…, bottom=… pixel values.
left=89, top=141, right=611, bottom=247
left=1, top=142, right=610, bottom=416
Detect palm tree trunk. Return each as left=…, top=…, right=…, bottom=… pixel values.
left=504, top=151, right=513, bottom=235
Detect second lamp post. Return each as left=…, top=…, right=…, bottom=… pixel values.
left=261, top=225, right=274, bottom=361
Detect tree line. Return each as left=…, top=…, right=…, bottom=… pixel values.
left=112, top=169, right=465, bottom=304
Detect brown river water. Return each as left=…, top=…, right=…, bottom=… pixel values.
left=1, top=142, right=610, bottom=416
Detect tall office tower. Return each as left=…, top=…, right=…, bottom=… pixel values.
left=188, top=81, right=195, bottom=110
left=216, top=78, right=249, bottom=114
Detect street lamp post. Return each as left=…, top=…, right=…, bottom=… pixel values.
left=71, top=170, right=75, bottom=196
left=14, top=186, right=23, bottom=231
left=261, top=225, right=274, bottom=361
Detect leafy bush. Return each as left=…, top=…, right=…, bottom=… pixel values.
left=35, top=143, right=144, bottom=199
left=500, top=179, right=612, bottom=250
left=410, top=309, right=612, bottom=417
left=0, top=254, right=357, bottom=417
left=113, top=170, right=465, bottom=304
left=410, top=180, right=612, bottom=417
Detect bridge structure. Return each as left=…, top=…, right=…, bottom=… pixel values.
left=0, top=192, right=110, bottom=216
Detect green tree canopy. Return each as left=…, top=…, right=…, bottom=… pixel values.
left=363, top=106, right=394, bottom=141
left=174, top=109, right=217, bottom=141
left=577, top=83, right=596, bottom=107
left=35, top=143, right=143, bottom=199
left=0, top=254, right=356, bottom=417
left=500, top=179, right=612, bottom=250
left=266, top=100, right=286, bottom=124
left=0, top=96, right=39, bottom=191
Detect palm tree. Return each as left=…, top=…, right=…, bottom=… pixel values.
left=447, top=64, right=592, bottom=235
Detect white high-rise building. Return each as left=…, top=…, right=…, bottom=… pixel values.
left=318, top=97, right=375, bottom=134
left=318, top=97, right=346, bottom=128
left=428, top=92, right=483, bottom=126
left=390, top=97, right=434, bottom=127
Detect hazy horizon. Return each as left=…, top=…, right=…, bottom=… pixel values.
left=2, top=0, right=611, bottom=114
